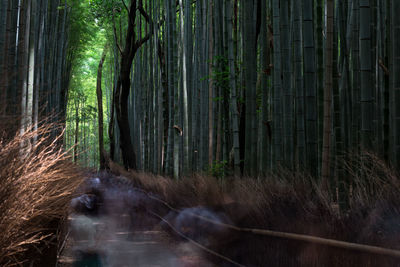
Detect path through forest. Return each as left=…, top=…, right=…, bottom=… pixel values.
left=57, top=175, right=216, bottom=267
left=58, top=227, right=212, bottom=266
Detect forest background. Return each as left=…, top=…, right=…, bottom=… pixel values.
left=1, top=0, right=400, bottom=213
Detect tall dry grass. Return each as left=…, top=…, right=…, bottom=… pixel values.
left=0, top=125, right=83, bottom=266
left=2, top=123, right=399, bottom=266
left=106, top=152, right=400, bottom=266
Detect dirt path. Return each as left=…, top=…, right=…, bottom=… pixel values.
left=58, top=219, right=214, bottom=267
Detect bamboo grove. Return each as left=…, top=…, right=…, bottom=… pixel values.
left=1, top=1, right=400, bottom=205
left=73, top=0, right=400, bottom=184
left=0, top=0, right=73, bottom=139
left=72, top=0, right=399, bottom=177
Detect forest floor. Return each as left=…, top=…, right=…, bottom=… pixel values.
left=54, top=162, right=400, bottom=267
left=2, top=126, right=400, bottom=266
left=58, top=221, right=213, bottom=267
left=57, top=173, right=217, bottom=267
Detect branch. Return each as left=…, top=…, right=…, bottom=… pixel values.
left=138, top=0, right=150, bottom=23
left=121, top=0, right=130, bottom=15
left=134, top=18, right=164, bottom=52
left=135, top=32, right=151, bottom=51
left=112, top=9, right=123, bottom=54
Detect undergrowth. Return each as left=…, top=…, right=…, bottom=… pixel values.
left=1, top=126, right=400, bottom=266
left=0, top=126, right=83, bottom=266
left=109, top=153, right=400, bottom=266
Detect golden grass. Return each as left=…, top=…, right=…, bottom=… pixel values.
left=0, top=125, right=84, bottom=266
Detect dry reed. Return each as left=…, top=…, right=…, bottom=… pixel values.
left=0, top=125, right=83, bottom=266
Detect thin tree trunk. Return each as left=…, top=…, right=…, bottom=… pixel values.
left=272, top=0, right=283, bottom=167
left=19, top=0, right=31, bottom=137
left=352, top=0, right=361, bottom=152
left=96, top=44, right=107, bottom=170
left=316, top=0, right=324, bottom=174
left=243, top=0, right=257, bottom=176
left=227, top=0, right=240, bottom=175
left=294, top=0, right=305, bottom=169
left=360, top=0, right=374, bottom=150
left=392, top=1, right=400, bottom=167
left=0, top=1, right=7, bottom=111
left=74, top=100, right=79, bottom=163
left=26, top=0, right=36, bottom=135
left=321, top=0, right=334, bottom=190
left=179, top=0, right=189, bottom=175
left=208, top=0, right=214, bottom=167
left=303, top=0, right=318, bottom=177
left=280, top=0, right=293, bottom=169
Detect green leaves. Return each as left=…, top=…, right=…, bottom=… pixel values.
left=89, top=0, right=124, bottom=26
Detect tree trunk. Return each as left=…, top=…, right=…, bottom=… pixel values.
left=97, top=44, right=107, bottom=170
left=303, top=0, right=318, bottom=177
left=0, top=1, right=7, bottom=110
left=109, top=42, right=119, bottom=162
left=114, top=0, right=152, bottom=170
left=316, top=0, right=324, bottom=174
left=272, top=0, right=283, bottom=167
left=321, top=0, right=334, bottom=190
left=20, top=0, right=31, bottom=137
left=243, top=0, right=257, bottom=176
left=392, top=1, right=400, bottom=167
left=208, top=1, right=214, bottom=167
left=74, top=100, right=79, bottom=163
left=294, top=0, right=305, bottom=169
left=352, top=0, right=361, bottom=152
left=227, top=0, right=241, bottom=175
left=281, top=0, right=293, bottom=169
left=179, top=0, right=189, bottom=176
left=360, top=0, right=373, bottom=150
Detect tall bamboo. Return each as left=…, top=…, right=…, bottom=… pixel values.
left=303, top=0, right=318, bottom=177
left=360, top=0, right=374, bottom=150
left=272, top=0, right=283, bottom=167
left=294, top=0, right=304, bottom=169
left=392, top=1, right=400, bottom=167
left=243, top=0, right=257, bottom=176
left=260, top=0, right=270, bottom=175
left=321, top=0, right=334, bottom=189
left=280, top=0, right=293, bottom=169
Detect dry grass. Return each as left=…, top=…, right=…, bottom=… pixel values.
left=2, top=122, right=399, bottom=266
left=107, top=152, right=400, bottom=266
left=0, top=125, right=84, bottom=266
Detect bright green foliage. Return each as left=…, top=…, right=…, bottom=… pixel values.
left=89, top=0, right=124, bottom=26
left=67, top=0, right=97, bottom=69
left=65, top=0, right=109, bottom=168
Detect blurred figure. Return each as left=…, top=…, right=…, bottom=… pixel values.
left=162, top=206, right=233, bottom=247
left=69, top=192, right=105, bottom=267
left=68, top=175, right=183, bottom=267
